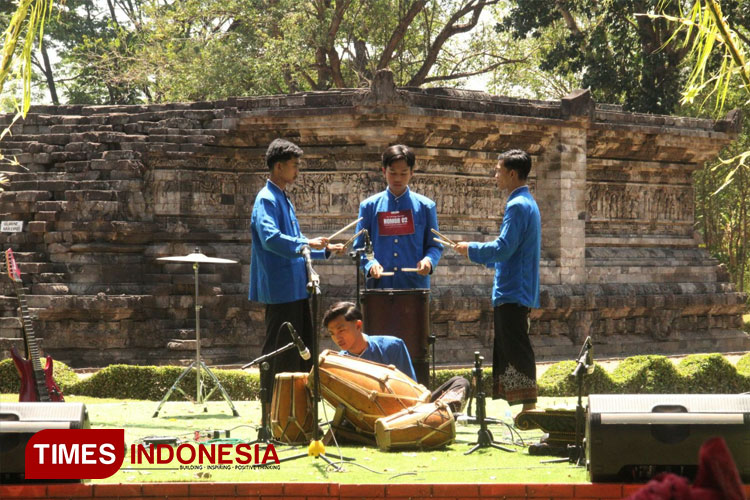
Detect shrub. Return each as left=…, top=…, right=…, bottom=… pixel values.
left=429, top=368, right=482, bottom=393
left=538, top=361, right=615, bottom=397
left=677, top=353, right=743, bottom=393
left=737, top=352, right=750, bottom=376
left=69, top=364, right=259, bottom=401
left=610, top=355, right=683, bottom=394
left=0, top=357, right=79, bottom=396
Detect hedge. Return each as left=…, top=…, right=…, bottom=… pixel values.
left=0, top=358, right=79, bottom=395
left=738, top=352, right=750, bottom=376
left=1, top=353, right=748, bottom=400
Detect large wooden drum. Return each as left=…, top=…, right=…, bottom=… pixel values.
left=270, top=372, right=314, bottom=444
left=313, top=349, right=430, bottom=435
left=360, top=288, right=430, bottom=385
left=374, top=401, right=456, bottom=451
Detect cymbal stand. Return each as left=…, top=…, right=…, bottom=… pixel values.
left=153, top=258, right=239, bottom=417
left=465, top=352, right=515, bottom=455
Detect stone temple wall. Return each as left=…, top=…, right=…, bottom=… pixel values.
left=0, top=73, right=747, bottom=368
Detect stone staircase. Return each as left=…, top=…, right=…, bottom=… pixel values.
left=0, top=104, right=256, bottom=367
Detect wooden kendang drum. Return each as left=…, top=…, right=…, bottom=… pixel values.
left=270, top=372, right=314, bottom=444
left=313, top=350, right=430, bottom=435
left=360, top=288, right=431, bottom=385
left=374, top=401, right=456, bottom=451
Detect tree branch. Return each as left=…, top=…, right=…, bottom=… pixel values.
left=420, top=57, right=526, bottom=84
left=407, top=0, right=499, bottom=87
left=554, top=0, right=580, bottom=36
left=377, top=0, right=428, bottom=70
left=325, top=0, right=351, bottom=87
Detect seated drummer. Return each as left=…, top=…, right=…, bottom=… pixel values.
left=323, top=301, right=469, bottom=413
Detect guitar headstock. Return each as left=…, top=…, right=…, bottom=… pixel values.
left=5, top=248, right=21, bottom=282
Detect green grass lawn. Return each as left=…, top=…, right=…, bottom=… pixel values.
left=1, top=393, right=588, bottom=484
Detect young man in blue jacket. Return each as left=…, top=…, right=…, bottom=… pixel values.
left=455, top=149, right=541, bottom=413
left=323, top=301, right=469, bottom=413
left=355, top=145, right=443, bottom=289
left=249, top=138, right=343, bottom=403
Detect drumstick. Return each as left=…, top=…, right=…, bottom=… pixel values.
left=342, top=228, right=365, bottom=249
left=378, top=272, right=395, bottom=277
left=327, top=217, right=363, bottom=240
left=430, top=228, right=457, bottom=245
left=400, top=268, right=419, bottom=272
left=433, top=237, right=456, bottom=248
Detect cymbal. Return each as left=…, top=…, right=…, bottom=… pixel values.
left=157, top=252, right=238, bottom=264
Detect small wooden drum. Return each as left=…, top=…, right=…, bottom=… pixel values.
left=374, top=401, right=456, bottom=451
left=313, top=349, right=430, bottom=434
left=270, top=372, right=314, bottom=444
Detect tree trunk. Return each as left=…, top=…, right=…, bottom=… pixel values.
left=39, top=44, right=59, bottom=105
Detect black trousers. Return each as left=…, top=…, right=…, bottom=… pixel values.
left=260, top=298, right=314, bottom=404
left=492, top=303, right=537, bottom=405
left=430, top=375, right=470, bottom=413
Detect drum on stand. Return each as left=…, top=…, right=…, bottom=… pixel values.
left=270, top=372, right=314, bottom=444
left=360, top=289, right=430, bottom=386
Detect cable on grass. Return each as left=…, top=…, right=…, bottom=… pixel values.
left=389, top=471, right=418, bottom=479
left=325, top=460, right=383, bottom=474
left=320, top=398, right=347, bottom=463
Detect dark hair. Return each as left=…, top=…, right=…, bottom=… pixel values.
left=323, top=301, right=363, bottom=327
left=382, top=144, right=415, bottom=169
left=266, top=138, right=303, bottom=169
left=498, top=149, right=532, bottom=180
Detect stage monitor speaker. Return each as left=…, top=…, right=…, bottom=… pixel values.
left=0, top=402, right=90, bottom=484
left=586, top=394, right=750, bottom=482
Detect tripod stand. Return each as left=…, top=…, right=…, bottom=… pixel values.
left=570, top=336, right=593, bottom=466
left=465, top=352, right=515, bottom=455
left=153, top=248, right=239, bottom=418
left=541, top=336, right=592, bottom=465
left=241, top=342, right=298, bottom=446
left=278, top=246, right=353, bottom=469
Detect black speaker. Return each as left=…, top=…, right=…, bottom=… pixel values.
left=586, top=394, right=750, bottom=482
left=0, top=402, right=90, bottom=483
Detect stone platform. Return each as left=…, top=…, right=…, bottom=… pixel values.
left=0, top=72, right=747, bottom=368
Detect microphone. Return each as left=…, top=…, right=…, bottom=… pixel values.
left=283, top=322, right=311, bottom=360
left=299, top=244, right=318, bottom=283
left=584, top=336, right=594, bottom=375
left=363, top=229, right=374, bottom=262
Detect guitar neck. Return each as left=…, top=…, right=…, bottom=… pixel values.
left=11, top=278, right=50, bottom=401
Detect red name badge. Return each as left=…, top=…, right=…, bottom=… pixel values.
left=377, top=210, right=415, bottom=236
left=25, top=429, right=125, bottom=479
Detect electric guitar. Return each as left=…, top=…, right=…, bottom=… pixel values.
left=5, top=248, right=64, bottom=402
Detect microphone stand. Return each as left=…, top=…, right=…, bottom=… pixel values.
left=541, top=336, right=593, bottom=465
left=242, top=342, right=297, bottom=446
left=350, top=228, right=370, bottom=308
left=350, top=247, right=366, bottom=309
left=279, top=246, right=353, bottom=469
left=570, top=337, right=593, bottom=466
left=465, top=352, right=515, bottom=454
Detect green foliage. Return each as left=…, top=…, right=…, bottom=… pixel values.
left=0, top=357, right=79, bottom=394
left=677, top=353, right=745, bottom=393
left=537, top=361, right=616, bottom=397
left=0, top=0, right=57, bottom=114
left=69, top=364, right=259, bottom=401
left=737, top=351, right=750, bottom=376
left=3, top=355, right=747, bottom=400
left=499, top=0, right=697, bottom=113
left=538, top=353, right=749, bottom=396
left=610, top=355, right=684, bottom=394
